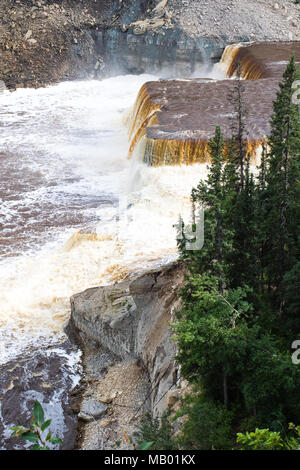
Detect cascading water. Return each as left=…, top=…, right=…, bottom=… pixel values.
left=0, top=74, right=210, bottom=448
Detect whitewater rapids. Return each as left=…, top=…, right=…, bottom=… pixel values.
left=0, top=74, right=209, bottom=365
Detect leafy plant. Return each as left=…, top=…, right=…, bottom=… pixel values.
left=178, top=394, right=234, bottom=450
left=134, top=412, right=178, bottom=450
left=236, top=424, right=300, bottom=450
left=138, top=441, right=154, bottom=450
left=123, top=430, right=154, bottom=450
left=10, top=400, right=63, bottom=450
left=236, top=428, right=284, bottom=450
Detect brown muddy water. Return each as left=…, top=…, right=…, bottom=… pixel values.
left=0, top=74, right=212, bottom=448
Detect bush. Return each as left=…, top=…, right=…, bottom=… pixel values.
left=178, top=394, right=234, bottom=450
left=236, top=428, right=284, bottom=450
left=236, top=424, right=300, bottom=450
left=134, top=412, right=178, bottom=450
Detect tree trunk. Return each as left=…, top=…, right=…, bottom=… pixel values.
left=223, top=371, right=228, bottom=408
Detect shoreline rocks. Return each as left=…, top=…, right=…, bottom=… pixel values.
left=78, top=399, right=108, bottom=422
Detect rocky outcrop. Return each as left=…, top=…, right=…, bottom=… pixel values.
left=78, top=399, right=108, bottom=422
left=96, top=0, right=300, bottom=77
left=0, top=0, right=108, bottom=89
left=69, top=262, right=185, bottom=417
left=97, top=27, right=227, bottom=77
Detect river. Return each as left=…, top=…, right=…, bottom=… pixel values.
left=0, top=74, right=211, bottom=448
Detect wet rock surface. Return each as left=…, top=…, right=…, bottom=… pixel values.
left=0, top=339, right=82, bottom=450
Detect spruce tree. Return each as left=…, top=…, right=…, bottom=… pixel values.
left=227, top=66, right=248, bottom=191
left=174, top=58, right=300, bottom=446
left=256, top=143, right=268, bottom=291
left=224, top=73, right=259, bottom=292
left=184, top=126, right=229, bottom=290
left=263, top=56, right=300, bottom=317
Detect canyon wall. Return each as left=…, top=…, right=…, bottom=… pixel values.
left=69, top=262, right=185, bottom=418
left=1, top=0, right=300, bottom=88
left=97, top=27, right=227, bottom=77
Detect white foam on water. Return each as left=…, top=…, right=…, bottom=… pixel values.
left=0, top=74, right=210, bottom=365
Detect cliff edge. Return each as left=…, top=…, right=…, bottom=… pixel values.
left=68, top=262, right=186, bottom=449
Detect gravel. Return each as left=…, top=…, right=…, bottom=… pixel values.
left=167, top=0, right=300, bottom=41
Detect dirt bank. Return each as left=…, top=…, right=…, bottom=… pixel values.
left=1, top=0, right=299, bottom=88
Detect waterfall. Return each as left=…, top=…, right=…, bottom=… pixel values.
left=127, top=79, right=265, bottom=167
left=220, top=42, right=267, bottom=79
left=220, top=41, right=300, bottom=79
left=126, top=41, right=300, bottom=167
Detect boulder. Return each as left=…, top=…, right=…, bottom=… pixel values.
left=78, top=399, right=108, bottom=421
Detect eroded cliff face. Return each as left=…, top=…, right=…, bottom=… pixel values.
left=98, top=0, right=300, bottom=77
left=97, top=27, right=227, bottom=77
left=69, top=262, right=185, bottom=419
left=1, top=0, right=300, bottom=88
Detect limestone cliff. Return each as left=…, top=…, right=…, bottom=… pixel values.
left=69, top=262, right=185, bottom=421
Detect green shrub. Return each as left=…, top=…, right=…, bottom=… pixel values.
left=178, top=394, right=234, bottom=450
left=134, top=412, right=178, bottom=450
left=236, top=428, right=284, bottom=450
left=236, top=424, right=300, bottom=450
